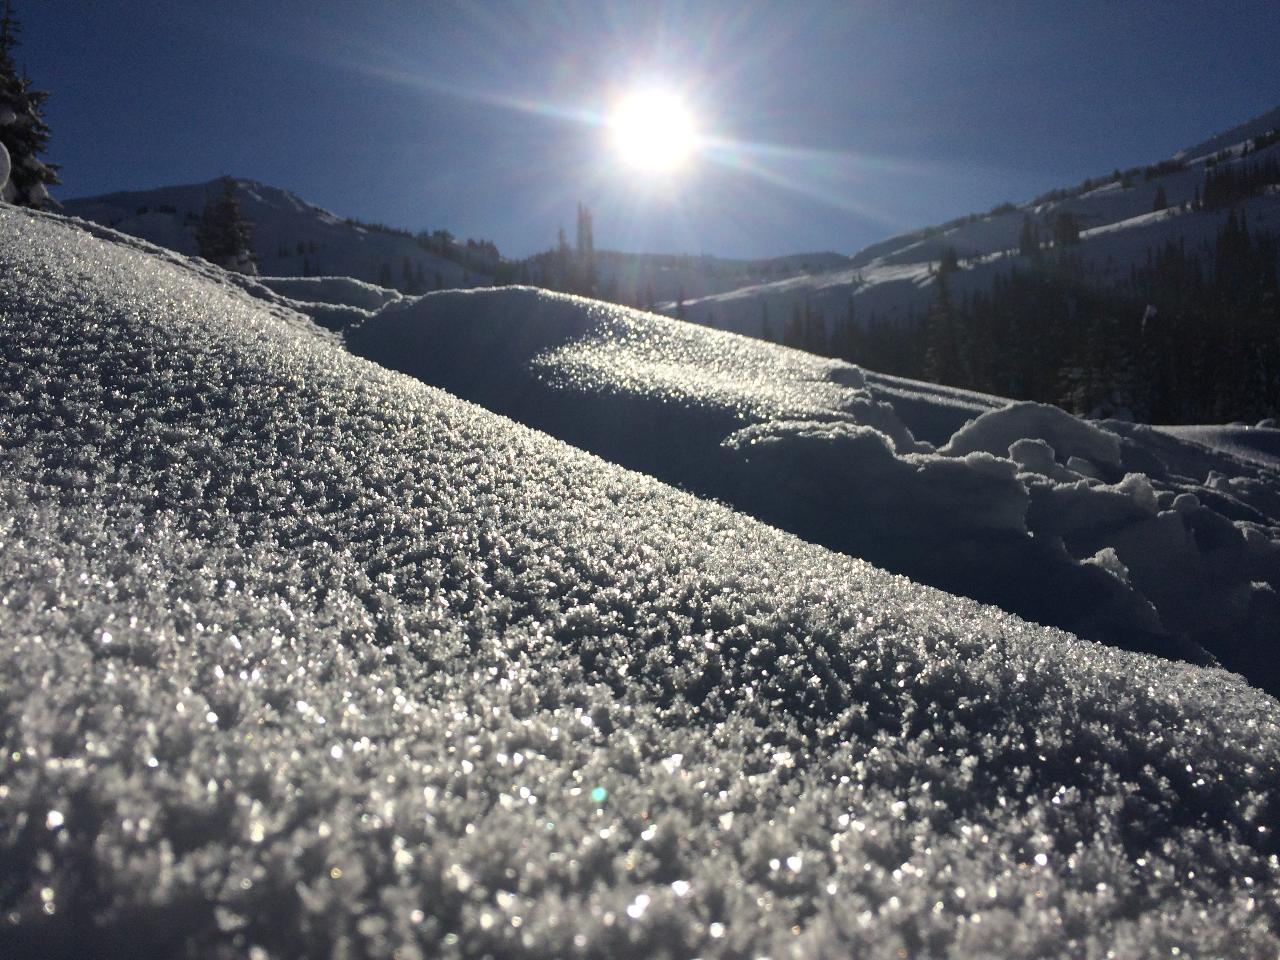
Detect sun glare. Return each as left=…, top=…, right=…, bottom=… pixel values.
left=609, top=90, right=698, bottom=174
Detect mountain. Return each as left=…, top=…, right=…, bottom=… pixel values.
left=61, top=177, right=491, bottom=290
left=665, top=105, right=1280, bottom=336
left=4, top=199, right=1279, bottom=960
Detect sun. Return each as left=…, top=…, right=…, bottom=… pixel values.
left=609, top=89, right=698, bottom=174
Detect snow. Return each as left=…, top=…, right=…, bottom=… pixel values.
left=3, top=206, right=1280, bottom=958
left=257, top=275, right=404, bottom=312
left=663, top=108, right=1280, bottom=340
left=942, top=402, right=1122, bottom=472
left=61, top=178, right=488, bottom=291
left=351, top=287, right=1280, bottom=695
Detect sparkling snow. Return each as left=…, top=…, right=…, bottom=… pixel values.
left=1, top=206, right=1279, bottom=958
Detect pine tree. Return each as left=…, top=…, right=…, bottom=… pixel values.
left=1152, top=184, right=1168, bottom=212
left=783, top=302, right=804, bottom=349
left=0, top=0, right=58, bottom=208
left=1051, top=210, right=1081, bottom=247
left=195, top=176, right=258, bottom=275
left=1018, top=215, right=1040, bottom=258
left=924, top=267, right=963, bottom=385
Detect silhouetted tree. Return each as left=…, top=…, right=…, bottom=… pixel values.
left=1018, top=214, right=1041, bottom=258
left=196, top=176, right=257, bottom=275
left=0, top=0, right=58, bottom=208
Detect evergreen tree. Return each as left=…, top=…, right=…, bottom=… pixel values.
left=924, top=267, right=963, bottom=385
left=1051, top=210, right=1081, bottom=247
left=0, top=0, right=58, bottom=208
left=783, top=302, right=805, bottom=349
left=195, top=176, right=258, bottom=275
left=1018, top=215, right=1041, bottom=258
left=829, top=297, right=860, bottom=361
left=1152, top=184, right=1168, bottom=212
left=760, top=301, right=775, bottom=342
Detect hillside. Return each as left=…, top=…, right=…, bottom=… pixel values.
left=61, top=178, right=490, bottom=290
left=588, top=249, right=851, bottom=308
left=3, top=202, right=1279, bottom=958
left=666, top=105, right=1280, bottom=337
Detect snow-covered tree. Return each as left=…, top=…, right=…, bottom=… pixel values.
left=0, top=0, right=59, bottom=208
left=195, top=176, right=258, bottom=275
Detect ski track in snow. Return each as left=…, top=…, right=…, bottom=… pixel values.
left=2, top=206, right=1280, bottom=958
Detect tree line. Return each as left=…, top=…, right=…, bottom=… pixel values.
left=762, top=210, right=1279, bottom=424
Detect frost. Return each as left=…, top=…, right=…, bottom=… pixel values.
left=1, top=205, right=1279, bottom=957
left=350, top=285, right=1280, bottom=693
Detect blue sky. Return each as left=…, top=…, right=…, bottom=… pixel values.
left=20, top=0, right=1280, bottom=258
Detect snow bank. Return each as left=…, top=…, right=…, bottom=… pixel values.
left=4, top=206, right=1280, bottom=958
left=351, top=288, right=1280, bottom=694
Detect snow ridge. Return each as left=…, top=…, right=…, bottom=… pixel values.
left=350, top=287, right=1280, bottom=694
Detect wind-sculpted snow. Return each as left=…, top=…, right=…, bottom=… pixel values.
left=257, top=275, right=405, bottom=312
left=3, top=207, right=1280, bottom=958
left=350, top=288, right=1280, bottom=695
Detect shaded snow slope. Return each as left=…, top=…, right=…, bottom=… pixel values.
left=665, top=106, right=1280, bottom=338
left=4, top=208, right=1280, bottom=958
left=350, top=288, right=1280, bottom=694
left=61, top=178, right=489, bottom=291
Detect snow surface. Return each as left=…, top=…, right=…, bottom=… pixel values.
left=3, top=207, right=1280, bottom=958
left=350, top=287, right=1280, bottom=696
left=257, top=275, right=405, bottom=312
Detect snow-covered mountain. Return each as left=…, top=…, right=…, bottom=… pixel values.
left=61, top=177, right=490, bottom=290
left=5, top=196, right=1280, bottom=960
left=665, top=106, right=1280, bottom=336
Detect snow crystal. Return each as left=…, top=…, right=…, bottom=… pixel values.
left=2, top=205, right=1279, bottom=958
left=350, top=285, right=1280, bottom=692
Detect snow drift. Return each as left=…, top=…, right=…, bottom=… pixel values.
left=2, top=206, right=1279, bottom=958
left=349, top=288, right=1280, bottom=695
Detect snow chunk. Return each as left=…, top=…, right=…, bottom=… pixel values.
left=944, top=402, right=1122, bottom=473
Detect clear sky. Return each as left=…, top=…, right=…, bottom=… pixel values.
left=18, top=0, right=1280, bottom=259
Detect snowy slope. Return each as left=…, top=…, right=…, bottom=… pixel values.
left=60, top=178, right=489, bottom=290
left=667, top=106, right=1280, bottom=337
left=591, top=249, right=851, bottom=307
left=4, top=206, right=1280, bottom=959
left=350, top=287, right=1280, bottom=695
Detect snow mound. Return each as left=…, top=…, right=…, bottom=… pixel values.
left=942, top=402, right=1122, bottom=475
left=351, top=288, right=1280, bottom=694
left=4, top=206, right=1280, bottom=958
